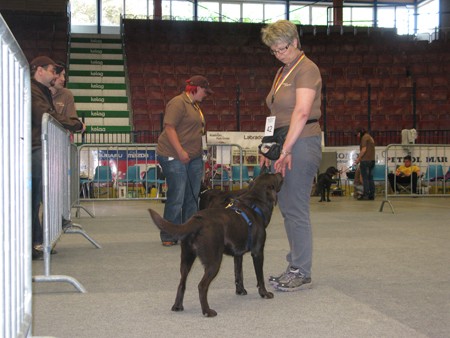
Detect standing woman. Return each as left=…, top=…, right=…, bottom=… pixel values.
left=260, top=20, right=322, bottom=291
left=156, top=75, right=213, bottom=246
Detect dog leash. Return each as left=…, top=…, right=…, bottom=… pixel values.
left=226, top=200, right=265, bottom=251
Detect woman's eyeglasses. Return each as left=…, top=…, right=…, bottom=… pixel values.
left=270, top=43, right=290, bottom=55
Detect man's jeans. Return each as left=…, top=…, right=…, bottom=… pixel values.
left=157, top=155, right=203, bottom=242
left=360, top=160, right=375, bottom=199
left=32, top=148, right=43, bottom=246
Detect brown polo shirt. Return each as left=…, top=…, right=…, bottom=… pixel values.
left=265, top=54, right=322, bottom=138
left=157, top=92, right=203, bottom=159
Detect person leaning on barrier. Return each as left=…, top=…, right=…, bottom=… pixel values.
left=156, top=75, right=213, bottom=247
left=388, top=155, right=420, bottom=194
left=50, top=62, right=86, bottom=140
left=30, top=56, right=84, bottom=260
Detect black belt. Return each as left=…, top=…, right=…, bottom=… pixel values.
left=306, top=119, right=318, bottom=124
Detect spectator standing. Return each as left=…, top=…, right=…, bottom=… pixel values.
left=156, top=75, right=213, bottom=246
left=50, top=62, right=86, bottom=140
left=260, top=20, right=322, bottom=292
left=354, top=128, right=376, bottom=200
left=30, top=56, right=84, bottom=260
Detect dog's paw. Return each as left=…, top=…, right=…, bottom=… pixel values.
left=236, top=286, right=248, bottom=296
left=327, top=199, right=331, bottom=202
left=259, top=290, right=274, bottom=299
left=171, top=304, right=184, bottom=312
left=203, top=309, right=217, bottom=317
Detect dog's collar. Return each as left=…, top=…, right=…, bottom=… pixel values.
left=226, top=200, right=265, bottom=251
left=199, top=188, right=209, bottom=195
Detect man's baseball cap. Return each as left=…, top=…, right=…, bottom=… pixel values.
left=186, top=75, right=214, bottom=94
left=30, top=56, right=57, bottom=70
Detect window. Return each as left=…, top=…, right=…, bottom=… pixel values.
left=242, top=3, right=263, bottom=23
left=290, top=4, right=310, bottom=25
left=125, top=0, right=153, bottom=18
left=69, top=0, right=438, bottom=38
left=162, top=0, right=194, bottom=20
left=101, top=0, right=123, bottom=26
left=417, top=0, right=439, bottom=34
left=198, top=2, right=221, bottom=21
left=221, top=3, right=241, bottom=22
left=343, top=6, right=372, bottom=26
left=377, top=7, right=396, bottom=28
left=71, top=0, right=97, bottom=26
left=263, top=4, right=286, bottom=23
left=396, top=6, right=415, bottom=35
left=311, top=6, right=327, bottom=25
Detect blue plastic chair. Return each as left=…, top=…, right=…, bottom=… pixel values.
left=91, top=165, right=114, bottom=198
left=143, top=166, right=166, bottom=197
left=118, top=165, right=142, bottom=184
left=92, top=165, right=113, bottom=184
left=118, top=165, right=144, bottom=197
left=372, top=164, right=387, bottom=182
left=231, top=165, right=250, bottom=185
left=210, top=166, right=231, bottom=189
left=423, top=164, right=444, bottom=181
left=252, top=165, right=261, bottom=178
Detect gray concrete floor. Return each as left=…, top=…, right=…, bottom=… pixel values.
left=32, top=196, right=450, bottom=338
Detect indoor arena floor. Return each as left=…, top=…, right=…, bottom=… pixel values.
left=32, top=195, right=450, bottom=338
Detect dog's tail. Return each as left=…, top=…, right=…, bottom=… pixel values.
left=148, top=208, right=201, bottom=240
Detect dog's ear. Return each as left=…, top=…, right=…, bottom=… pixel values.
left=267, top=174, right=283, bottom=205
left=266, top=184, right=278, bottom=205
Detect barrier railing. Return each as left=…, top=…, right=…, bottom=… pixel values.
left=205, top=144, right=250, bottom=190
left=33, top=114, right=101, bottom=293
left=77, top=143, right=251, bottom=201
left=379, top=144, right=450, bottom=213
left=78, top=143, right=165, bottom=201
left=70, top=143, right=94, bottom=218
left=1, top=14, right=33, bottom=338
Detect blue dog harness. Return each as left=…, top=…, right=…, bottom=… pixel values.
left=226, top=200, right=266, bottom=251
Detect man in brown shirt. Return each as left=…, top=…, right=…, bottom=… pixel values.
left=354, top=128, right=376, bottom=200
left=30, top=56, right=84, bottom=260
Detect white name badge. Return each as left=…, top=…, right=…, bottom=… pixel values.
left=264, top=116, right=276, bottom=136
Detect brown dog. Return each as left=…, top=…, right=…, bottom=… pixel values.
left=149, top=173, right=283, bottom=317
left=198, top=184, right=249, bottom=210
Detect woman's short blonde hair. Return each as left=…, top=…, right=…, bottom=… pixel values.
left=261, top=20, right=301, bottom=48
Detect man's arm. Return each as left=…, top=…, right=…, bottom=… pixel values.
left=33, top=85, right=82, bottom=132
left=355, top=146, right=367, bottom=165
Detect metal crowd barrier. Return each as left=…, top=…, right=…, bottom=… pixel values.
left=77, top=143, right=252, bottom=201
left=205, top=143, right=251, bottom=190
left=78, top=143, right=165, bottom=201
left=379, top=144, right=450, bottom=213
left=70, top=144, right=94, bottom=218
left=1, top=14, right=32, bottom=338
left=33, top=114, right=101, bottom=293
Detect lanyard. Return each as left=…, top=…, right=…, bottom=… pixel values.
left=271, top=53, right=305, bottom=104
left=185, top=92, right=205, bottom=135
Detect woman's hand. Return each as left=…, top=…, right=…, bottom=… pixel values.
left=274, top=152, right=291, bottom=177
left=259, top=154, right=271, bottom=169
left=178, top=149, right=190, bottom=164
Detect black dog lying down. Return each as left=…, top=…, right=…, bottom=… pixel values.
left=315, top=166, right=340, bottom=202
left=149, top=173, right=283, bottom=317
